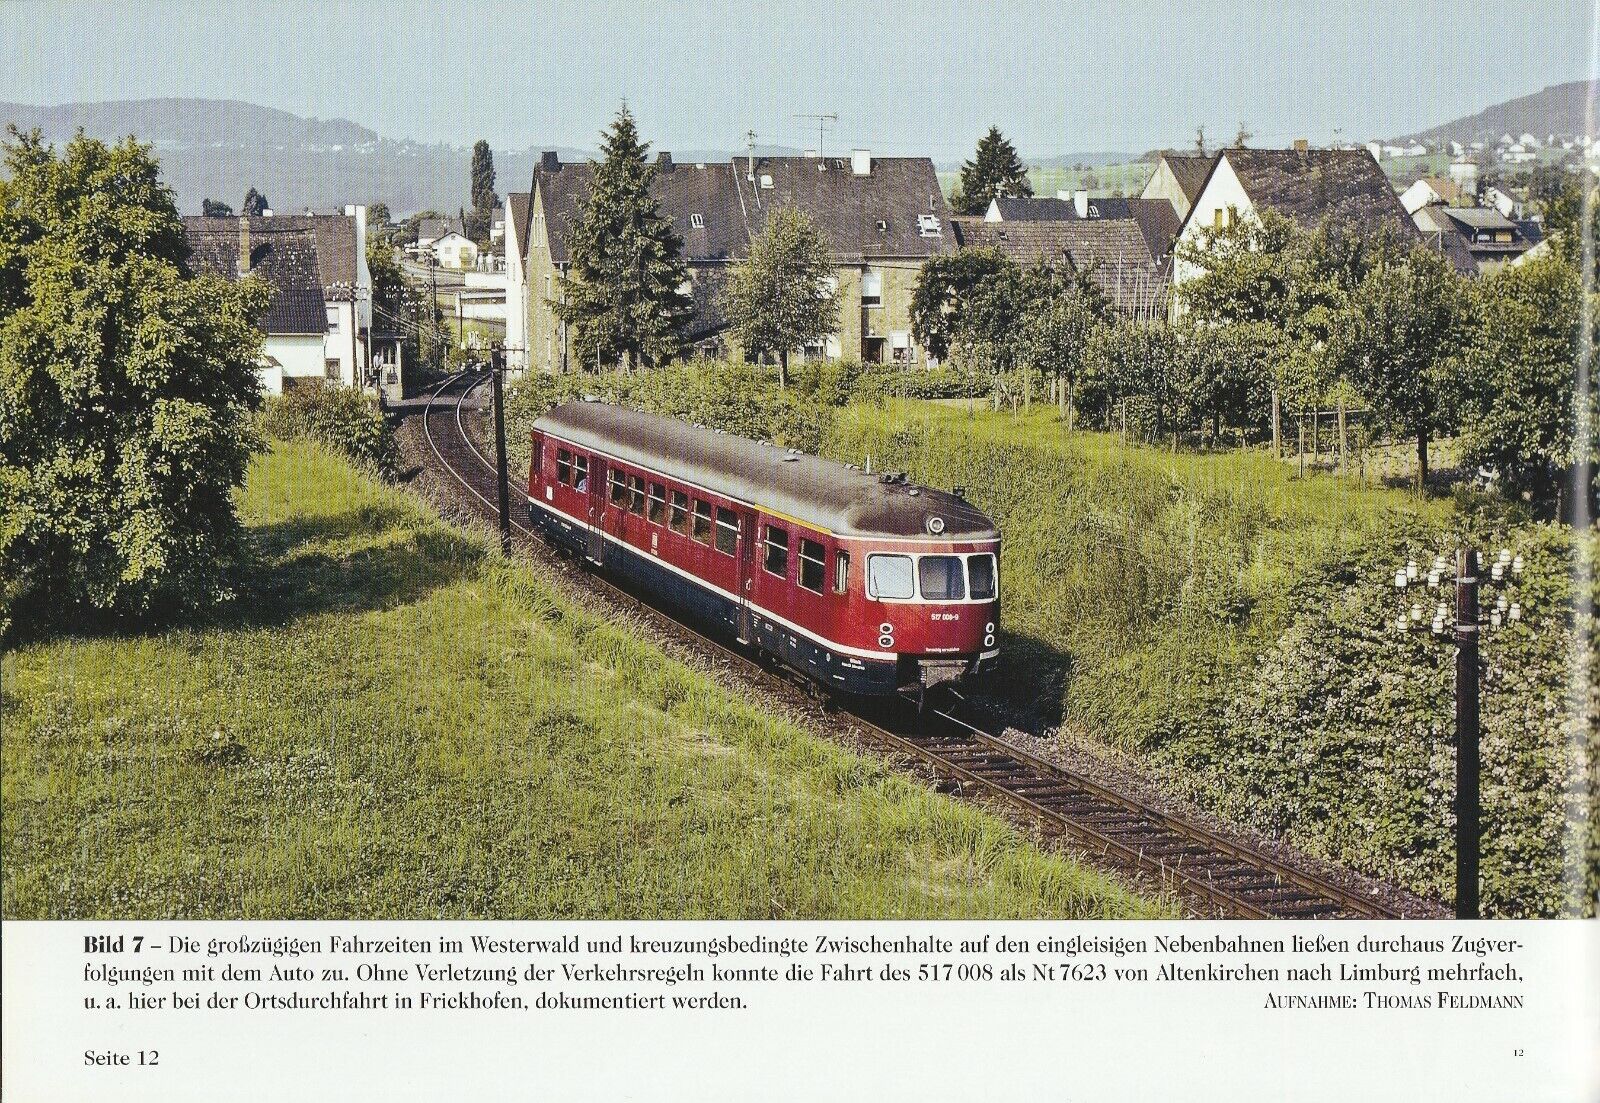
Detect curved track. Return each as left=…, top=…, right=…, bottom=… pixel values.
left=418, top=371, right=1404, bottom=920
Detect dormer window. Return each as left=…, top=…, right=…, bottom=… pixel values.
left=875, top=219, right=889, bottom=233
left=690, top=213, right=704, bottom=229
left=917, top=214, right=942, bottom=237
left=759, top=174, right=773, bottom=189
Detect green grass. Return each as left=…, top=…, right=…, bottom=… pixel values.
left=827, top=400, right=1451, bottom=742
left=0, top=439, right=1164, bottom=920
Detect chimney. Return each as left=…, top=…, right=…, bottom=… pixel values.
left=1073, top=190, right=1089, bottom=218
left=656, top=151, right=673, bottom=170
left=1056, top=189, right=1072, bottom=201
left=540, top=150, right=560, bottom=172
left=1293, top=137, right=1309, bottom=153
left=237, top=216, right=251, bottom=277
left=850, top=148, right=871, bottom=176
left=803, top=148, right=818, bottom=158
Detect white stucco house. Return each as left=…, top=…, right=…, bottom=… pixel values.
left=183, top=206, right=406, bottom=399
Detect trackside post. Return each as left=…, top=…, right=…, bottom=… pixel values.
left=491, top=348, right=511, bottom=553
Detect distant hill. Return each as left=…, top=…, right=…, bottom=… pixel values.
left=0, top=98, right=815, bottom=216
left=1396, top=79, right=1597, bottom=144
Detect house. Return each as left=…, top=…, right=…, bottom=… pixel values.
left=415, top=216, right=459, bottom=250
left=1412, top=204, right=1539, bottom=275
left=1139, top=152, right=1219, bottom=221
left=514, top=148, right=951, bottom=371
left=950, top=217, right=1172, bottom=320
left=984, top=195, right=1076, bottom=222
left=490, top=205, right=506, bottom=243
left=1172, top=144, right=1416, bottom=289
left=1400, top=176, right=1468, bottom=215
left=503, top=191, right=532, bottom=370
left=183, top=206, right=406, bottom=399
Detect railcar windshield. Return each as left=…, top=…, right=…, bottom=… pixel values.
left=968, top=554, right=997, bottom=600
left=867, top=554, right=915, bottom=600
left=918, top=555, right=966, bottom=601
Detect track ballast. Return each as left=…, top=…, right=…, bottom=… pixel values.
left=417, top=370, right=1405, bottom=920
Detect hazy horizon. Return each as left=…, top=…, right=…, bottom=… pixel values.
left=2, top=1, right=1594, bottom=158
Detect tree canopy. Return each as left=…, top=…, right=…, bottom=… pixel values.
left=201, top=197, right=233, bottom=217
left=241, top=187, right=269, bottom=216
left=552, top=106, right=692, bottom=371
left=722, top=207, right=838, bottom=387
left=909, top=247, right=1017, bottom=361
left=0, top=128, right=268, bottom=629
left=952, top=126, right=1032, bottom=216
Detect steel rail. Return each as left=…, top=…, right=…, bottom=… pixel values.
left=417, top=378, right=1403, bottom=920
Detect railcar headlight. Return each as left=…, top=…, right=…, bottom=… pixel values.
left=926, top=516, right=945, bottom=535
left=985, top=622, right=994, bottom=633
left=984, top=634, right=995, bottom=648
left=879, top=622, right=894, bottom=635
left=878, top=634, right=894, bottom=649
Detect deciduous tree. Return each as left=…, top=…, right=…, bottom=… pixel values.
left=909, top=247, right=1016, bottom=361
left=1325, top=246, right=1468, bottom=491
left=723, top=207, right=838, bottom=388
left=1458, top=253, right=1596, bottom=518
left=0, top=128, right=268, bottom=629
left=201, top=197, right=233, bottom=217
left=241, top=186, right=268, bottom=216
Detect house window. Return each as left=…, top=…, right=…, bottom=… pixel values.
left=798, top=538, right=827, bottom=593
left=691, top=500, right=713, bottom=544
left=861, top=267, right=883, bottom=306
left=714, top=508, right=739, bottom=555
left=690, top=213, right=704, bottom=229
left=326, top=305, right=340, bottom=331
left=763, top=525, right=789, bottom=577
left=324, top=359, right=341, bottom=378
left=627, top=475, right=647, bottom=515
left=1212, top=207, right=1224, bottom=231
left=647, top=483, right=667, bottom=524
left=669, top=491, right=689, bottom=534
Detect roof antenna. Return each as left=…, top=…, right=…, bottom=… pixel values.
left=793, top=112, right=838, bottom=160
left=746, top=129, right=757, bottom=181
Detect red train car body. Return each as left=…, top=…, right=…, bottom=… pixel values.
left=526, top=401, right=1000, bottom=696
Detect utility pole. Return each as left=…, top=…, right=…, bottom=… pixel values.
left=491, top=346, right=511, bottom=553
left=1454, top=547, right=1480, bottom=920
left=793, top=112, right=837, bottom=157
left=428, top=255, right=441, bottom=374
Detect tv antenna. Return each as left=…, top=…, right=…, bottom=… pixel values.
left=793, top=113, right=838, bottom=158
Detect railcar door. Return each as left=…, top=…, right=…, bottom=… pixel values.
left=586, top=457, right=606, bottom=564
left=736, top=508, right=757, bottom=643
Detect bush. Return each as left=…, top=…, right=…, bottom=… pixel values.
left=258, top=382, right=397, bottom=477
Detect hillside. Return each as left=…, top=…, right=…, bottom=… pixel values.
left=1, top=437, right=1159, bottom=920
left=1400, top=79, right=1597, bottom=143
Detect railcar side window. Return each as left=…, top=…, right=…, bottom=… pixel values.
left=610, top=469, right=628, bottom=507
left=691, top=500, right=713, bottom=544
left=763, top=525, right=789, bottom=576
left=919, top=555, right=966, bottom=601
left=798, top=538, right=826, bottom=593
left=834, top=551, right=850, bottom=594
left=714, top=508, right=739, bottom=555
left=647, top=484, right=666, bottom=524
left=867, top=554, right=914, bottom=600
left=669, top=491, right=689, bottom=534
left=556, top=448, right=572, bottom=485
left=532, top=439, right=542, bottom=475
left=968, top=554, right=997, bottom=600
left=628, top=475, right=646, bottom=515
left=573, top=455, right=588, bottom=492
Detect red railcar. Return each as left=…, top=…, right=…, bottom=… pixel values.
left=527, top=401, right=999, bottom=696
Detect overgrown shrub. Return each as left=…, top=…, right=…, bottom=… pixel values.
left=258, top=382, right=397, bottom=477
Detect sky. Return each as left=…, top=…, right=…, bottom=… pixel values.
left=1, top=0, right=1594, bottom=156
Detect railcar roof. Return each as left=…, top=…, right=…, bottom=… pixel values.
left=536, top=401, right=998, bottom=542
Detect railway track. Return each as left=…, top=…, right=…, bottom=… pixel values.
left=417, top=370, right=1404, bottom=920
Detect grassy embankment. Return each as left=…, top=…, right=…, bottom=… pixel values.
left=827, top=400, right=1598, bottom=917
left=1, top=439, right=1163, bottom=920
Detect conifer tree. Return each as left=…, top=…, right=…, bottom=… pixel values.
left=953, top=126, right=1033, bottom=215
left=241, top=187, right=268, bottom=216
left=553, top=106, right=692, bottom=371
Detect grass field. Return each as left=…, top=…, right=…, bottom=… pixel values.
left=825, top=401, right=1596, bottom=916
left=0, top=439, right=1163, bottom=920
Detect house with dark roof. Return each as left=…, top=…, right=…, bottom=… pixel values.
left=1411, top=204, right=1539, bottom=275
left=182, top=207, right=405, bottom=398
left=950, top=217, right=1173, bottom=320
left=1171, top=144, right=1416, bottom=295
left=514, top=148, right=951, bottom=372
left=1139, top=152, right=1218, bottom=220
